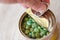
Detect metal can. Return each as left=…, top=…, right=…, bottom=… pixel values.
left=19, top=9, right=58, bottom=40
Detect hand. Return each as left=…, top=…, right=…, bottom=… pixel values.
left=17, top=0, right=50, bottom=12
left=0, top=0, right=50, bottom=12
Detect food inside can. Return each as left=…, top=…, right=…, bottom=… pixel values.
left=21, top=14, right=50, bottom=39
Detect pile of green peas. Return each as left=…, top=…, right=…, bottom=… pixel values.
left=21, top=14, right=49, bottom=39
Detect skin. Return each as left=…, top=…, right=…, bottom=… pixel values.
left=0, top=0, right=50, bottom=12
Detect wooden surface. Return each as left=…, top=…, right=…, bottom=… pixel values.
left=0, top=0, right=60, bottom=40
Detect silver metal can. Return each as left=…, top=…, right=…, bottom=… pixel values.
left=19, top=9, right=58, bottom=40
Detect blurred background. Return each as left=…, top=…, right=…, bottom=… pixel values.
left=0, top=0, right=60, bottom=40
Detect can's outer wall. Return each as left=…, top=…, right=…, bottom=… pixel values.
left=50, top=27, right=58, bottom=40
left=19, top=9, right=58, bottom=40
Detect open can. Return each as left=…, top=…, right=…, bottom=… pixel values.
left=19, top=9, right=58, bottom=40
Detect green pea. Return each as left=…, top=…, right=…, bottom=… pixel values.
left=43, top=28, right=49, bottom=32
left=30, top=28, right=34, bottom=32
left=29, top=18, right=35, bottom=22
left=29, top=32, right=35, bottom=38
left=38, top=26, right=42, bottom=32
left=27, top=20, right=32, bottom=26
left=29, top=32, right=32, bottom=37
left=32, top=23, right=38, bottom=28
left=40, top=30, right=46, bottom=37
left=38, top=26, right=42, bottom=30
left=25, top=30, right=30, bottom=34
left=41, top=27, right=49, bottom=35
left=38, top=26, right=40, bottom=29
left=35, top=33, right=40, bottom=38
left=24, top=17, right=29, bottom=21
left=26, top=25, right=30, bottom=29
left=31, top=32, right=35, bottom=38
left=34, top=28, right=39, bottom=33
